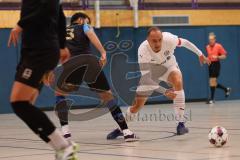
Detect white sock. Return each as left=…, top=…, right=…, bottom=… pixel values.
left=126, top=107, right=137, bottom=121
left=173, top=90, right=185, bottom=123
left=48, top=129, right=69, bottom=150
left=123, top=129, right=133, bottom=136
left=62, top=125, right=70, bottom=135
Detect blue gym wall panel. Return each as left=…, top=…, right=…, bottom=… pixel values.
left=0, top=26, right=240, bottom=113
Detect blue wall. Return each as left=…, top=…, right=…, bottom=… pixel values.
left=1, top=26, right=240, bottom=113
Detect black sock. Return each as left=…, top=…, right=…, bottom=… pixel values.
left=210, top=87, right=216, bottom=100
left=216, top=84, right=227, bottom=92
left=11, top=101, right=56, bottom=143
left=55, top=96, right=69, bottom=126
left=107, top=99, right=128, bottom=131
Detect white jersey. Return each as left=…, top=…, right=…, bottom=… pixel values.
left=136, top=31, right=203, bottom=94
left=138, top=32, right=179, bottom=68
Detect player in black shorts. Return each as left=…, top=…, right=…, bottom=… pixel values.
left=55, top=12, right=138, bottom=142
left=8, top=1, right=79, bottom=159
left=208, top=61, right=221, bottom=81
left=206, top=33, right=231, bottom=104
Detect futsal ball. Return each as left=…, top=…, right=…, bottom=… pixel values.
left=208, top=126, right=228, bottom=147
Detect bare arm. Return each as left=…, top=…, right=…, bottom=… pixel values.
left=218, top=44, right=227, bottom=60
left=85, top=28, right=106, bottom=57
left=85, top=25, right=106, bottom=66
left=218, top=55, right=226, bottom=60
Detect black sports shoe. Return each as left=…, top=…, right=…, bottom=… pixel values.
left=107, top=128, right=123, bottom=140
left=176, top=122, right=189, bottom=135
left=225, top=88, right=231, bottom=98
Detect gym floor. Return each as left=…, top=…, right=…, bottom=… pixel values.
left=1, top=100, right=240, bottom=160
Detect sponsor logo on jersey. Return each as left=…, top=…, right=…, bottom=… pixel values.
left=164, top=50, right=171, bottom=61
left=164, top=50, right=170, bottom=57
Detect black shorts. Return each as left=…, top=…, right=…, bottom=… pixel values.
left=63, top=55, right=110, bottom=92
left=209, top=61, right=221, bottom=78
left=15, top=48, right=59, bottom=90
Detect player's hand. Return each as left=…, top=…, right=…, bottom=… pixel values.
left=8, top=24, right=22, bottom=47
left=199, top=55, right=211, bottom=66
left=164, top=89, right=177, bottom=100
left=211, top=55, right=220, bottom=61
left=99, top=52, right=107, bottom=67
left=60, top=47, right=71, bottom=64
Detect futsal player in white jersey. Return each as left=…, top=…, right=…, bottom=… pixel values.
left=131, top=27, right=209, bottom=135
left=124, top=27, right=210, bottom=135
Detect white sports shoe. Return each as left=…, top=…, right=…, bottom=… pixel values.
left=125, top=107, right=138, bottom=122
left=55, top=142, right=79, bottom=160
left=123, top=129, right=140, bottom=142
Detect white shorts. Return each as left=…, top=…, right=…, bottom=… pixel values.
left=136, top=64, right=181, bottom=96
left=158, top=65, right=181, bottom=83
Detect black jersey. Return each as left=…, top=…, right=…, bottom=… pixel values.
left=66, top=23, right=92, bottom=56
left=18, top=0, right=66, bottom=49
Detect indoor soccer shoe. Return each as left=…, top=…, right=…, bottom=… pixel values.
left=176, top=122, right=189, bottom=135
left=55, top=142, right=79, bottom=160
left=225, top=88, right=231, bottom=98
left=207, top=99, right=215, bottom=104
left=124, top=133, right=139, bottom=142
left=70, top=141, right=80, bottom=153
left=107, top=128, right=123, bottom=140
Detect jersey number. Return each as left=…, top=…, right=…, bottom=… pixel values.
left=66, top=28, right=75, bottom=40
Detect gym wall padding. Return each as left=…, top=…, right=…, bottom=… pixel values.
left=0, top=26, right=240, bottom=113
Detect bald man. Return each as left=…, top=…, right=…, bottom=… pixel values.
left=108, top=27, right=209, bottom=137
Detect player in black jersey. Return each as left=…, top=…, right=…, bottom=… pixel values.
left=55, top=12, right=139, bottom=142
left=8, top=1, right=79, bottom=159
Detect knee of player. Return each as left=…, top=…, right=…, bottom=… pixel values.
left=10, top=82, right=39, bottom=103
left=10, top=93, right=21, bottom=103
left=209, top=78, right=217, bottom=86
left=172, top=79, right=183, bottom=90
left=10, top=91, right=33, bottom=103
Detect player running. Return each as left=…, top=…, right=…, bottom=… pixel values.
left=206, top=32, right=231, bottom=104
left=108, top=27, right=210, bottom=137
left=55, top=12, right=139, bottom=142
left=8, top=1, right=79, bottom=160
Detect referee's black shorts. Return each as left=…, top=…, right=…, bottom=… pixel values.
left=15, top=48, right=59, bottom=90
left=208, top=61, right=221, bottom=78
left=64, top=55, right=110, bottom=92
